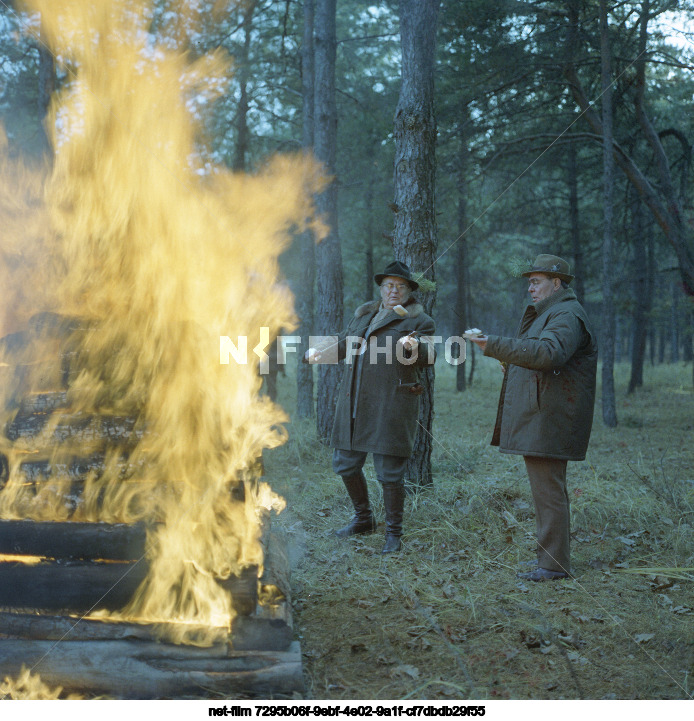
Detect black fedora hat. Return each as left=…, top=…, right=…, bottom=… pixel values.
left=374, top=260, right=419, bottom=290
left=521, top=254, right=574, bottom=283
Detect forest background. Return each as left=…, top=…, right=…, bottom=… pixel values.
left=1, top=0, right=693, bottom=448
left=0, top=0, right=693, bottom=701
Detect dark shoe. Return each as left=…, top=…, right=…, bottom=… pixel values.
left=335, top=472, right=377, bottom=538
left=381, top=483, right=405, bottom=554
left=517, top=567, right=569, bottom=582
left=382, top=535, right=402, bottom=553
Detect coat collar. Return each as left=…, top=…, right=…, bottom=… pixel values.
left=524, top=287, right=577, bottom=317
left=354, top=298, right=424, bottom=319
left=519, top=287, right=576, bottom=336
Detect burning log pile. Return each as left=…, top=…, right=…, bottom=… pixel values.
left=0, top=0, right=325, bottom=698
left=0, top=312, right=301, bottom=698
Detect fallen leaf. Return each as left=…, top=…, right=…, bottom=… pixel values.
left=650, top=576, right=676, bottom=592
left=391, top=664, right=420, bottom=680
left=616, top=536, right=635, bottom=546
left=503, top=648, right=520, bottom=661
left=634, top=633, right=655, bottom=644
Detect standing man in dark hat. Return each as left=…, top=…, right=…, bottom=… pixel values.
left=305, top=260, right=436, bottom=553
left=469, top=254, right=598, bottom=581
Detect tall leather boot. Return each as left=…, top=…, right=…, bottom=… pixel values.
left=381, top=483, right=405, bottom=553
left=334, top=472, right=377, bottom=538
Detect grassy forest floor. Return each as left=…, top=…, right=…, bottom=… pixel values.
left=264, top=355, right=694, bottom=701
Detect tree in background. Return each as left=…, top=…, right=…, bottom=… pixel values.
left=296, top=0, right=316, bottom=419
left=393, top=0, right=440, bottom=486
left=599, top=0, right=618, bottom=427
left=314, top=0, right=343, bottom=441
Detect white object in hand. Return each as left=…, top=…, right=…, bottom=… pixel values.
left=463, top=327, right=484, bottom=340
left=393, top=304, right=409, bottom=317
left=306, top=347, right=322, bottom=362
left=398, top=334, right=418, bottom=351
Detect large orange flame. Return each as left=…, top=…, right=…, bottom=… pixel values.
left=0, top=0, right=324, bottom=645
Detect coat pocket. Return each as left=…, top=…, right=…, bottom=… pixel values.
left=396, top=382, right=424, bottom=396
left=529, top=374, right=540, bottom=412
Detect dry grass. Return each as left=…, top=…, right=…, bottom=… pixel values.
left=264, top=356, right=694, bottom=700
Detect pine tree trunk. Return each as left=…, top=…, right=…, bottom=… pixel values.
left=393, top=0, right=440, bottom=485
left=364, top=152, right=375, bottom=303
left=600, top=0, right=617, bottom=427
left=671, top=278, right=680, bottom=363
left=628, top=189, right=648, bottom=393
left=647, top=230, right=656, bottom=365
left=314, top=0, right=343, bottom=440
left=232, top=1, right=255, bottom=171
left=455, top=135, right=469, bottom=392
left=296, top=0, right=316, bottom=419
left=567, top=143, right=585, bottom=304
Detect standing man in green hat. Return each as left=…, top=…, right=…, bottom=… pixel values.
left=469, top=254, right=598, bottom=581
left=305, top=260, right=436, bottom=553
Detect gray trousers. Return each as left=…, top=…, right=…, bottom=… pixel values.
left=524, top=456, right=570, bottom=574
left=332, top=448, right=407, bottom=486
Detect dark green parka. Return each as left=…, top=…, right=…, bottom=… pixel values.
left=484, top=288, right=598, bottom=461
left=330, top=299, right=436, bottom=457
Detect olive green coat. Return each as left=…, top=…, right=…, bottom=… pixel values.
left=330, top=299, right=436, bottom=457
left=484, top=288, right=597, bottom=461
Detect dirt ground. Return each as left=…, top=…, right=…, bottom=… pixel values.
left=264, top=357, right=694, bottom=700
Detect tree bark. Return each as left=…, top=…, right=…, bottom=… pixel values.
left=296, top=0, right=316, bottom=419
left=0, top=519, right=147, bottom=561
left=0, top=639, right=302, bottom=698
left=567, top=142, right=585, bottom=303
left=0, top=560, right=148, bottom=612
left=648, top=230, right=656, bottom=365
left=314, top=0, right=343, bottom=441
left=628, top=188, right=648, bottom=394
left=393, top=0, right=440, bottom=485
left=455, top=133, right=470, bottom=392
left=599, top=0, right=617, bottom=427
left=232, top=0, right=256, bottom=172
left=671, top=278, right=680, bottom=363
left=364, top=146, right=376, bottom=303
